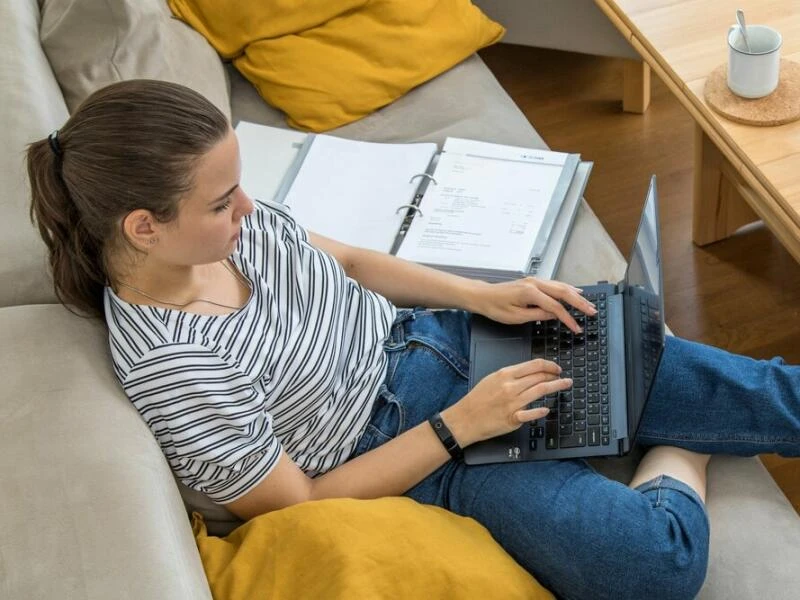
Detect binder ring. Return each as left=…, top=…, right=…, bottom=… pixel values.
left=409, top=173, right=437, bottom=185
left=395, top=204, right=424, bottom=218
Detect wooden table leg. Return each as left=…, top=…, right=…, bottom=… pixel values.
left=692, top=123, right=760, bottom=246
left=622, top=59, right=651, bottom=113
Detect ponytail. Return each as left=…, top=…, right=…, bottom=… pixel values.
left=28, top=134, right=106, bottom=317
left=26, top=80, right=230, bottom=318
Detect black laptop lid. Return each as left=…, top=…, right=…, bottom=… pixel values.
left=622, top=176, right=666, bottom=442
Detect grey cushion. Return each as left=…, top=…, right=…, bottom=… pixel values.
left=39, top=0, right=230, bottom=118
left=0, top=0, right=65, bottom=308
left=0, top=304, right=212, bottom=599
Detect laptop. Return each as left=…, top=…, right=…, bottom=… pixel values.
left=464, top=175, right=665, bottom=464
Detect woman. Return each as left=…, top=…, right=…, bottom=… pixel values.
left=28, top=80, right=799, bottom=600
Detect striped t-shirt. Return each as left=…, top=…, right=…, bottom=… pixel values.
left=104, top=199, right=396, bottom=503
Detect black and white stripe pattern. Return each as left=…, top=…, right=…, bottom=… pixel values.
left=104, top=199, right=395, bottom=503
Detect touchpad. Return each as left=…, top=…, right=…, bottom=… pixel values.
left=469, top=337, right=530, bottom=388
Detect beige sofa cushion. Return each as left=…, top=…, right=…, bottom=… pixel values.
left=40, top=0, right=230, bottom=117
left=0, top=304, right=212, bottom=599
left=0, top=0, right=66, bottom=307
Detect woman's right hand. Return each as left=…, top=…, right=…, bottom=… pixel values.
left=442, top=358, right=572, bottom=447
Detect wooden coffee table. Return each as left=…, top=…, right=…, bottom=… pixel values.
left=593, top=0, right=800, bottom=263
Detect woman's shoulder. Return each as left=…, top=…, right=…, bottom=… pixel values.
left=103, top=289, right=214, bottom=372
left=246, top=198, right=300, bottom=231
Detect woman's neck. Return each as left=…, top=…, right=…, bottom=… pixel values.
left=110, top=256, right=249, bottom=315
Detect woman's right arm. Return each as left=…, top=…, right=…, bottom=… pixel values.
left=225, top=358, right=571, bottom=520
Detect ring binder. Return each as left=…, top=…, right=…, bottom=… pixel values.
left=239, top=121, right=589, bottom=282
left=409, top=173, right=437, bottom=185
left=395, top=204, right=424, bottom=218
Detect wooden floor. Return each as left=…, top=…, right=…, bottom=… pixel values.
left=479, top=43, right=800, bottom=513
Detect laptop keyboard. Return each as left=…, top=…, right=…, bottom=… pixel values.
left=640, top=294, right=663, bottom=395
left=528, top=291, right=610, bottom=452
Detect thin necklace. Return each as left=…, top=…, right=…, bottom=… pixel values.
left=115, top=259, right=248, bottom=311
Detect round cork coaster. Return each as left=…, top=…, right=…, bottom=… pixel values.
left=704, top=60, right=800, bottom=126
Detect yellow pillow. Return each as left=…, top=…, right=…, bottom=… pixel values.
left=168, top=0, right=505, bottom=132
left=192, top=497, right=553, bottom=599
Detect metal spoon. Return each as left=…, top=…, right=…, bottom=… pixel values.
left=736, top=8, right=752, bottom=53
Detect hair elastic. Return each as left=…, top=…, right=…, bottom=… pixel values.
left=48, top=130, right=63, bottom=157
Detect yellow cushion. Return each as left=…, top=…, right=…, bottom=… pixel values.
left=167, top=0, right=505, bottom=132
left=192, top=497, right=553, bottom=599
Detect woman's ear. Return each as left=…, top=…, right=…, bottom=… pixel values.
left=121, top=210, right=160, bottom=252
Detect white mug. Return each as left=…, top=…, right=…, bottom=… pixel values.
left=727, top=24, right=782, bottom=98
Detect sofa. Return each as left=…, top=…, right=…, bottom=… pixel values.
left=2, top=1, right=799, bottom=598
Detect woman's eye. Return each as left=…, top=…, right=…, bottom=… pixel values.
left=214, top=197, right=232, bottom=213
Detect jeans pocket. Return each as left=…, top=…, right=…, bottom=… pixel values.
left=353, top=385, right=405, bottom=457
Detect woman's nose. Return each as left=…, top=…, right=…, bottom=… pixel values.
left=235, top=189, right=255, bottom=218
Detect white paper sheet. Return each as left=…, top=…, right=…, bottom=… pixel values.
left=443, top=137, right=570, bottom=166
left=396, top=148, right=565, bottom=271
left=281, top=135, right=437, bottom=253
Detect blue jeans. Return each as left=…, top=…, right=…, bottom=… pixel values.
left=351, top=308, right=800, bottom=600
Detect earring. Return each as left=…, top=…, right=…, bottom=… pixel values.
left=148, top=238, right=158, bottom=246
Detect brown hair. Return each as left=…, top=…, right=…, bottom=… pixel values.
left=27, top=79, right=230, bottom=318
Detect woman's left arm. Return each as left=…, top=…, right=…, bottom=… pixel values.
left=308, top=232, right=597, bottom=332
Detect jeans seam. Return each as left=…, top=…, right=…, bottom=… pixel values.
left=655, top=474, right=664, bottom=508
left=639, top=432, right=800, bottom=445
left=406, top=339, right=469, bottom=380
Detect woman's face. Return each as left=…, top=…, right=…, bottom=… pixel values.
left=154, top=127, right=254, bottom=267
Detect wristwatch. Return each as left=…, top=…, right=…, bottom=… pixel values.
left=428, top=412, right=463, bottom=460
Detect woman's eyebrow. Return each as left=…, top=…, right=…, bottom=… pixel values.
left=209, top=184, right=239, bottom=205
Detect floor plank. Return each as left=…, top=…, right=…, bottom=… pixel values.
left=479, top=43, right=800, bottom=513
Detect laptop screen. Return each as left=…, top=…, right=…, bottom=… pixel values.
left=622, top=176, right=666, bottom=442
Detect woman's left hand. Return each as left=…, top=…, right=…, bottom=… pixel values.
left=470, top=277, right=597, bottom=333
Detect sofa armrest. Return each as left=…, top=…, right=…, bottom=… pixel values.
left=473, top=0, right=639, bottom=59
left=0, top=305, right=211, bottom=600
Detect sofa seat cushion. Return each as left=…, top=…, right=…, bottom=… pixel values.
left=229, top=54, right=547, bottom=147
left=168, top=0, right=504, bottom=132
left=39, top=0, right=230, bottom=117
left=0, top=304, right=212, bottom=599
left=192, top=496, right=553, bottom=599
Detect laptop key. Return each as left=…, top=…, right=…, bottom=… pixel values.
left=559, top=433, right=587, bottom=448
left=545, top=423, right=559, bottom=449
left=588, top=427, right=601, bottom=446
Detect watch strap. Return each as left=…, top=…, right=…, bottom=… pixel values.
left=428, top=412, right=463, bottom=460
